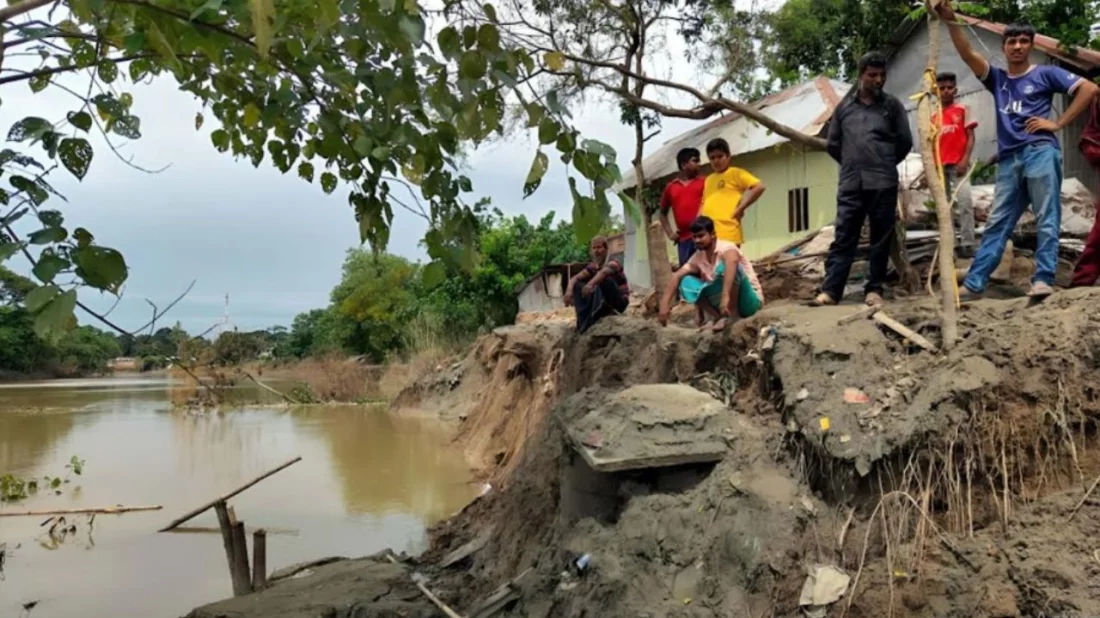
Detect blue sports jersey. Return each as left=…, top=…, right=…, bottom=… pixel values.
left=982, top=64, right=1083, bottom=155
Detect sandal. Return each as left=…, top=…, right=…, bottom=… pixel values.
left=1026, top=281, right=1054, bottom=298
left=807, top=292, right=837, bottom=307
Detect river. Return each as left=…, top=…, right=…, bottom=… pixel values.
left=0, top=374, right=476, bottom=618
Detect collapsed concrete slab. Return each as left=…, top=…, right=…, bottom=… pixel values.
left=558, top=384, right=730, bottom=473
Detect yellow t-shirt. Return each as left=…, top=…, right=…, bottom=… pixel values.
left=700, top=167, right=761, bottom=245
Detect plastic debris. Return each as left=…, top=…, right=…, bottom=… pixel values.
left=799, top=565, right=851, bottom=618
left=843, top=388, right=870, bottom=404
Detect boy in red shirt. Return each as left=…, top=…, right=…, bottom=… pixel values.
left=657, top=148, right=705, bottom=267
left=936, top=72, right=978, bottom=257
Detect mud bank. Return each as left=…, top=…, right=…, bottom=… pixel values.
left=187, top=288, right=1100, bottom=618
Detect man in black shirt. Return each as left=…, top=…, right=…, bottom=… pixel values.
left=814, top=52, right=913, bottom=308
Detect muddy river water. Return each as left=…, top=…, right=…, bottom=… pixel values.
left=0, top=374, right=476, bottom=618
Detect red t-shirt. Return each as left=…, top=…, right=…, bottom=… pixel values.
left=937, top=103, right=977, bottom=166
left=660, top=177, right=705, bottom=241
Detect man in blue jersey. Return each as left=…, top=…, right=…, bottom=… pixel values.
left=935, top=2, right=1098, bottom=298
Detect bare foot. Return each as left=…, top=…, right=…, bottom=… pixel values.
left=709, top=317, right=729, bottom=332
left=809, top=292, right=836, bottom=307
left=865, top=291, right=884, bottom=308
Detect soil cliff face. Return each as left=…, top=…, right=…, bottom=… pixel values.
left=189, top=288, right=1100, bottom=618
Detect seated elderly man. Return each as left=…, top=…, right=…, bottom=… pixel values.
left=564, top=236, right=630, bottom=334
left=658, top=216, right=764, bottom=330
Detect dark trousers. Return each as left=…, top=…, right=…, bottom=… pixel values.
left=822, top=186, right=897, bottom=300
left=676, top=239, right=696, bottom=268
left=1072, top=197, right=1100, bottom=287
left=575, top=279, right=628, bottom=334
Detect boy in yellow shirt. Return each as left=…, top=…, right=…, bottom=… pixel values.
left=700, top=138, right=766, bottom=245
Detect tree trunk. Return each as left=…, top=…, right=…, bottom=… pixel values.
left=915, top=8, right=958, bottom=349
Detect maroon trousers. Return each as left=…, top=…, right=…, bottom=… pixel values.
left=1071, top=197, right=1100, bottom=287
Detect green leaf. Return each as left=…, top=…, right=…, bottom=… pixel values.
left=619, top=192, right=643, bottom=226
left=73, top=246, right=128, bottom=293
left=353, top=135, right=372, bottom=157
left=58, top=138, right=93, bottom=180
left=38, top=210, right=63, bottom=227
left=8, top=117, right=52, bottom=142
left=73, top=227, right=94, bottom=248
left=320, top=172, right=337, bottom=194
left=523, top=151, right=549, bottom=198
left=477, top=24, right=500, bottom=51
left=371, top=146, right=390, bottom=160
left=97, top=62, right=118, bottom=84
left=318, top=0, right=339, bottom=31
left=538, top=117, right=559, bottom=145
left=195, top=112, right=204, bottom=130
left=572, top=193, right=602, bottom=244
left=582, top=139, right=617, bottom=161
left=189, top=0, right=223, bottom=19
left=524, top=104, right=545, bottom=128
left=67, top=111, right=92, bottom=132
left=33, top=289, right=77, bottom=338
left=10, top=176, right=49, bottom=205
left=112, top=115, right=141, bottom=139
left=243, top=103, right=261, bottom=128
left=0, top=241, right=23, bottom=262
left=211, top=129, right=230, bottom=152
left=29, top=74, right=50, bottom=93
left=422, top=260, right=446, bottom=288
left=544, top=51, right=565, bottom=71
left=28, top=227, right=66, bottom=244
left=24, top=284, right=59, bottom=312
left=33, top=253, right=69, bottom=283
left=250, top=0, right=274, bottom=58
left=399, top=15, right=426, bottom=45
left=72, top=41, right=96, bottom=67
left=459, top=51, right=486, bottom=80
left=92, top=94, right=125, bottom=120
left=483, top=3, right=498, bottom=22
left=298, top=161, right=315, bottom=182
left=437, top=27, right=461, bottom=58
left=144, top=20, right=180, bottom=70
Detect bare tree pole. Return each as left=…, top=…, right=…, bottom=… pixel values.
left=916, top=2, right=958, bottom=349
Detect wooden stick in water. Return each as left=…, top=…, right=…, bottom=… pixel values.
left=230, top=521, right=252, bottom=596
left=0, top=505, right=162, bottom=517
left=158, top=456, right=302, bottom=532
left=252, top=529, right=267, bottom=590
left=215, top=502, right=252, bottom=597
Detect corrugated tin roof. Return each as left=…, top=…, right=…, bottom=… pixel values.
left=959, top=15, right=1100, bottom=72
left=618, top=76, right=850, bottom=190
left=888, top=14, right=1100, bottom=74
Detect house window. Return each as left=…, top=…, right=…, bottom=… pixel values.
left=787, top=187, right=810, bottom=233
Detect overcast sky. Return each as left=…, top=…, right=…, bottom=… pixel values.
left=1, top=14, right=707, bottom=334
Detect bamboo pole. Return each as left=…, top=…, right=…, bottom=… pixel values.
left=0, top=505, right=162, bottom=517
left=215, top=502, right=252, bottom=596
left=252, top=529, right=268, bottom=590
left=915, top=2, right=959, bottom=349
left=158, top=456, right=302, bottom=532
left=230, top=521, right=251, bottom=595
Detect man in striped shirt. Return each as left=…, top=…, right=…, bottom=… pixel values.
left=564, top=236, right=630, bottom=334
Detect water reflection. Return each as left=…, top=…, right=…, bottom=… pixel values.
left=0, top=374, right=475, bottom=618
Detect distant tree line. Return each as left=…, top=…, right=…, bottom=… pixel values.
left=280, top=211, right=615, bottom=362
left=0, top=212, right=607, bottom=378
